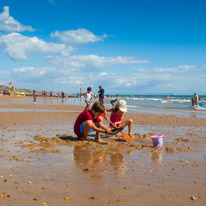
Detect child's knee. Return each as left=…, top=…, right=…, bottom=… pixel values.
left=83, top=120, right=93, bottom=128
left=129, top=119, right=133, bottom=124
left=127, top=119, right=133, bottom=125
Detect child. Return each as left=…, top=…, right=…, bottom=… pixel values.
left=33, top=90, right=36, bottom=104
left=74, top=101, right=112, bottom=143
left=110, top=99, right=117, bottom=109
left=61, top=91, right=65, bottom=102
left=107, top=100, right=134, bottom=139
left=81, top=87, right=97, bottom=111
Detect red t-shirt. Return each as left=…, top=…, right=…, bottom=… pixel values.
left=110, top=112, right=122, bottom=128
left=74, top=110, right=101, bottom=137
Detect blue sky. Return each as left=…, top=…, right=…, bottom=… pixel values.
left=0, top=0, right=206, bottom=95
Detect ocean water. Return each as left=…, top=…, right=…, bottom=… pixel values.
left=101, top=94, right=206, bottom=118
left=95, top=94, right=203, bottom=107
left=121, top=94, right=205, bottom=108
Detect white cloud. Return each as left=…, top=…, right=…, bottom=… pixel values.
left=6, top=64, right=206, bottom=94
left=154, top=67, right=177, bottom=72
left=12, top=66, right=67, bottom=78
left=13, top=67, right=35, bottom=73
left=10, top=66, right=140, bottom=90
left=153, top=65, right=197, bottom=73
left=135, top=68, right=148, bottom=72
left=177, top=65, right=196, bottom=70
left=49, top=54, right=148, bottom=71
left=11, top=66, right=89, bottom=89
left=51, top=28, right=107, bottom=44
left=60, top=45, right=76, bottom=56
left=12, top=67, right=52, bottom=79
left=99, top=72, right=107, bottom=76
left=0, top=70, right=6, bottom=74
left=0, top=6, right=34, bottom=32
left=0, top=32, right=66, bottom=60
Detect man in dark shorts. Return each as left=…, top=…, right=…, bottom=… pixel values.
left=98, top=86, right=104, bottom=104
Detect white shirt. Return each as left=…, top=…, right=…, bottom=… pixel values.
left=85, top=92, right=93, bottom=101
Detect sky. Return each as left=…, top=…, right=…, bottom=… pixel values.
left=0, top=0, right=206, bottom=95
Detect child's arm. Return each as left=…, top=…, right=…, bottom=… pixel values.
left=91, top=93, right=98, bottom=98
left=98, top=121, right=111, bottom=131
left=104, top=108, right=114, bottom=120
left=101, top=109, right=111, bottom=122
left=106, top=108, right=113, bottom=112
left=91, top=123, right=112, bottom=135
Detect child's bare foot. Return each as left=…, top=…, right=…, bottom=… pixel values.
left=110, top=135, right=115, bottom=139
left=94, top=138, right=105, bottom=143
left=78, top=137, right=88, bottom=142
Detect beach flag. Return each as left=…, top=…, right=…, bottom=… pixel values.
left=9, top=82, right=15, bottom=92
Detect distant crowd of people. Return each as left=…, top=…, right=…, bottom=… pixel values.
left=32, top=90, right=69, bottom=104
left=31, top=89, right=204, bottom=110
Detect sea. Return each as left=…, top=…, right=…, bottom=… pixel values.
left=90, top=94, right=206, bottom=118
left=116, top=94, right=206, bottom=108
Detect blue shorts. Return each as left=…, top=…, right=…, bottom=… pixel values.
left=80, top=122, right=94, bottom=135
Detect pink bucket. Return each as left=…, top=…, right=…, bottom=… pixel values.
left=151, top=135, right=164, bottom=148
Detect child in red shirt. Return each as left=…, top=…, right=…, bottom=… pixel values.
left=107, top=100, right=134, bottom=139
left=74, top=102, right=112, bottom=143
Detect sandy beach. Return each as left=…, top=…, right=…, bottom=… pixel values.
left=0, top=96, right=206, bottom=206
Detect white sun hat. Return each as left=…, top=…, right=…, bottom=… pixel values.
left=117, top=99, right=127, bottom=112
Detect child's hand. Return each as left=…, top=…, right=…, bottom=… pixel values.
left=114, top=122, right=118, bottom=127
left=105, top=129, right=112, bottom=135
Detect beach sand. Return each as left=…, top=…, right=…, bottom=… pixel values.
left=0, top=96, right=206, bottom=205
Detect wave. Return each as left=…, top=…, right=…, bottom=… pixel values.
left=125, top=96, right=206, bottom=105
left=194, top=106, right=206, bottom=111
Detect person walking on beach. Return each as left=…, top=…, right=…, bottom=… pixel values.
left=81, top=87, right=97, bottom=110
left=191, top=97, right=195, bottom=107
left=165, top=95, right=170, bottom=100
left=98, top=86, right=104, bottom=104
left=61, top=91, right=65, bottom=102
left=33, top=90, right=37, bottom=104
left=74, top=101, right=112, bottom=143
left=110, top=99, right=117, bottom=109
left=106, top=100, right=134, bottom=139
left=194, top=93, right=199, bottom=106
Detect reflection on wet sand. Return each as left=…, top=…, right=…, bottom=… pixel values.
left=73, top=145, right=133, bottom=180
left=151, top=151, right=163, bottom=165
left=73, top=145, right=107, bottom=165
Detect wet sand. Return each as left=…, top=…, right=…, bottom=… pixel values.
left=0, top=96, right=206, bottom=205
